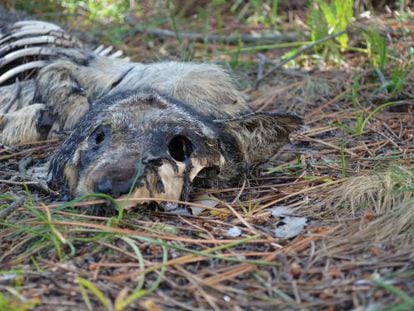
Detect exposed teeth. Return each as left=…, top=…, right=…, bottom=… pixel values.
left=0, top=47, right=56, bottom=69
left=0, top=61, right=47, bottom=85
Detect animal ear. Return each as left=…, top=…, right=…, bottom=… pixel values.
left=217, top=112, right=303, bottom=166
left=229, top=112, right=302, bottom=133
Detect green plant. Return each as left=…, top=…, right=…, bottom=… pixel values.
left=61, top=192, right=123, bottom=224
left=335, top=79, right=365, bottom=135
left=77, top=237, right=168, bottom=311
left=61, top=0, right=132, bottom=23
left=374, top=278, right=414, bottom=311
left=361, top=27, right=414, bottom=96
left=340, top=142, right=346, bottom=177
left=0, top=292, right=39, bottom=311
left=11, top=0, right=62, bottom=18
left=239, top=196, right=261, bottom=216
left=308, top=0, right=354, bottom=62
left=213, top=0, right=226, bottom=45
left=363, top=28, right=387, bottom=70
left=15, top=188, right=74, bottom=261
left=248, top=0, right=279, bottom=27
left=388, top=67, right=406, bottom=94
left=77, top=277, right=112, bottom=311
left=389, top=166, right=414, bottom=193
left=229, top=0, right=280, bottom=27
left=337, top=98, right=410, bottom=136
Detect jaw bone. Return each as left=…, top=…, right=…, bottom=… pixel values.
left=118, top=157, right=222, bottom=210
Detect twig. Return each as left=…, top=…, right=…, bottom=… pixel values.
left=0, top=197, right=24, bottom=219
left=255, top=30, right=347, bottom=88
left=219, top=199, right=259, bottom=235
left=0, top=177, right=58, bottom=195
left=296, top=134, right=359, bottom=157
left=125, top=15, right=297, bottom=45
left=256, top=53, right=267, bottom=83
left=18, top=156, right=32, bottom=174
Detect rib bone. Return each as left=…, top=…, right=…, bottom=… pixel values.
left=12, top=20, right=62, bottom=30
left=0, top=47, right=56, bottom=68
left=98, top=46, right=113, bottom=56
left=109, top=50, right=124, bottom=58
left=0, top=29, right=69, bottom=45
left=0, top=36, right=79, bottom=57
left=0, top=61, right=47, bottom=85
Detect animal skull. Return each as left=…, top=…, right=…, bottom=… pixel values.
left=49, top=89, right=226, bottom=207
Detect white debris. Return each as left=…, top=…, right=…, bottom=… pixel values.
left=226, top=226, right=242, bottom=237
left=270, top=205, right=308, bottom=239
left=359, top=11, right=371, bottom=19
left=162, top=202, right=179, bottom=211
left=271, top=205, right=291, bottom=217
left=274, top=216, right=307, bottom=239
left=0, top=273, right=17, bottom=282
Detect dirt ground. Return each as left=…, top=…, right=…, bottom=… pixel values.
left=1, top=2, right=414, bottom=311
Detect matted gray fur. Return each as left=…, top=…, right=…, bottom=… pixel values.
left=0, top=17, right=302, bottom=208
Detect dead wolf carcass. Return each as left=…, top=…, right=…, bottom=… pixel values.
left=0, top=19, right=302, bottom=207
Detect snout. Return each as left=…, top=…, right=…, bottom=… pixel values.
left=90, top=160, right=143, bottom=196
left=94, top=177, right=135, bottom=196
left=76, top=153, right=186, bottom=200
left=84, top=158, right=188, bottom=209
left=75, top=153, right=144, bottom=196
left=75, top=152, right=224, bottom=203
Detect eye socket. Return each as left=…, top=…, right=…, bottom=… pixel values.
left=95, top=130, right=105, bottom=145
left=168, top=135, right=193, bottom=162
left=90, top=125, right=111, bottom=146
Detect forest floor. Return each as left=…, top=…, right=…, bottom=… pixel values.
left=1, top=2, right=414, bottom=310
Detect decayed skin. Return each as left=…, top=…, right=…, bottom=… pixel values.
left=50, top=90, right=225, bottom=200
left=0, top=18, right=302, bottom=207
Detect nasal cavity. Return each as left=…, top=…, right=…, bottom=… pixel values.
left=94, top=179, right=113, bottom=194
left=168, top=135, right=193, bottom=162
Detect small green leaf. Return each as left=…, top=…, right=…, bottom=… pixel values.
left=363, top=28, right=388, bottom=70
left=317, top=0, right=336, bottom=30
left=76, top=277, right=111, bottom=310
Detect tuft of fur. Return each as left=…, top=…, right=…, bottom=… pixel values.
left=217, top=112, right=303, bottom=171
left=0, top=104, right=47, bottom=144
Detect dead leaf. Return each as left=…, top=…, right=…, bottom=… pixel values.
left=270, top=205, right=308, bottom=238
left=190, top=193, right=219, bottom=216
